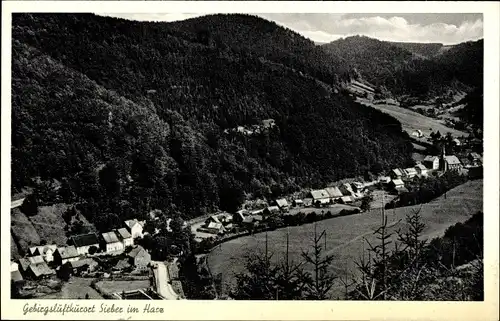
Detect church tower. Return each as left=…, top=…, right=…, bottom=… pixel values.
left=440, top=144, right=448, bottom=172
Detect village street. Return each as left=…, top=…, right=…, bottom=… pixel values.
left=152, top=261, right=180, bottom=300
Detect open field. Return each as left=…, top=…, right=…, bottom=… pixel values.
left=207, top=179, right=482, bottom=299
left=95, top=280, right=151, bottom=294
left=288, top=204, right=359, bottom=216
left=40, top=277, right=103, bottom=299
left=11, top=208, right=41, bottom=253
left=357, top=98, right=468, bottom=140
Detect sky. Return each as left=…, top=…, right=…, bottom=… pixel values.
left=102, top=13, right=483, bottom=45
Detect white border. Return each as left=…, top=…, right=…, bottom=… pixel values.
left=2, top=2, right=499, bottom=320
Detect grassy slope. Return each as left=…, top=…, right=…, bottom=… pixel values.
left=11, top=208, right=41, bottom=253
left=357, top=98, right=468, bottom=140
left=207, top=179, right=482, bottom=298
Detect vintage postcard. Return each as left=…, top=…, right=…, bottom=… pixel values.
left=1, top=1, right=499, bottom=320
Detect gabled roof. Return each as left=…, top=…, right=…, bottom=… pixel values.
left=310, top=189, right=330, bottom=200
left=444, top=155, right=461, bottom=165
left=69, top=258, right=98, bottom=269
left=391, top=168, right=403, bottom=176
left=116, top=228, right=132, bottom=240
left=29, top=262, right=55, bottom=277
left=28, top=255, right=45, bottom=265
left=424, top=155, right=439, bottom=162
left=11, top=270, right=23, bottom=282
left=18, top=258, right=30, bottom=271
left=102, top=231, right=120, bottom=244
left=251, top=215, right=263, bottom=221
left=242, top=217, right=254, bottom=224
left=207, top=222, right=224, bottom=230
left=266, top=206, right=280, bottom=213
left=57, top=246, right=79, bottom=259
left=391, top=179, right=405, bottom=186
left=325, top=187, right=343, bottom=198
left=208, top=215, right=221, bottom=224
left=341, top=196, right=353, bottom=202
left=352, top=181, right=364, bottom=188
left=404, top=167, right=417, bottom=174
left=275, top=198, right=289, bottom=208
left=71, top=233, right=99, bottom=248
left=415, top=164, right=427, bottom=170
left=125, top=219, right=145, bottom=229
left=303, top=198, right=313, bottom=205
left=128, top=245, right=147, bottom=259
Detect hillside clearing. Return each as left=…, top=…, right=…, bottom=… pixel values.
left=11, top=208, right=41, bottom=253
left=357, top=98, right=468, bottom=140
left=207, top=179, right=482, bottom=299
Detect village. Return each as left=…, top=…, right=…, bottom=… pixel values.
left=191, top=141, right=483, bottom=242
left=10, top=216, right=185, bottom=300
left=11, top=130, right=483, bottom=299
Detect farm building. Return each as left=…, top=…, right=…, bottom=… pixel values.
left=124, top=219, right=145, bottom=239
left=339, top=196, right=354, bottom=204
left=292, top=199, right=304, bottom=207
left=414, top=164, right=428, bottom=176
left=325, top=186, right=343, bottom=200
left=71, top=233, right=100, bottom=255
left=127, top=246, right=151, bottom=270
left=116, top=228, right=134, bottom=248
left=101, top=231, right=124, bottom=253
left=390, top=168, right=404, bottom=179
left=310, top=189, right=331, bottom=206
left=441, top=155, right=462, bottom=172
left=403, top=167, right=418, bottom=179
left=28, top=255, right=45, bottom=265
left=264, top=206, right=280, bottom=216
left=303, top=198, right=313, bottom=207
left=67, top=258, right=99, bottom=275
left=275, top=198, right=289, bottom=210
left=339, top=183, right=354, bottom=196
left=423, top=156, right=440, bottom=170
left=53, top=246, right=80, bottom=265
left=389, top=179, right=405, bottom=189
left=351, top=182, right=364, bottom=193
left=205, top=222, right=226, bottom=235
left=378, top=176, right=391, bottom=184
left=28, top=262, right=55, bottom=279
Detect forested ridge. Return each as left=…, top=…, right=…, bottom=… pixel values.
left=12, top=13, right=413, bottom=227
left=322, top=35, right=483, bottom=99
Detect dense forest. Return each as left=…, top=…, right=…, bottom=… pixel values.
left=322, top=35, right=483, bottom=100
left=12, top=13, right=414, bottom=227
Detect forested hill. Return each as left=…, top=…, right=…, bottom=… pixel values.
left=322, top=36, right=483, bottom=99
left=11, top=13, right=413, bottom=227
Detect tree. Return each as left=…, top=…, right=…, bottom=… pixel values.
left=88, top=245, right=98, bottom=255
left=360, top=193, right=373, bottom=212
left=20, top=194, right=38, bottom=216
left=301, top=223, right=337, bottom=299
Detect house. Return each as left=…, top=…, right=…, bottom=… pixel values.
left=53, top=246, right=80, bottom=265
left=378, top=176, right=391, bottom=184
left=423, top=156, right=440, bottom=170
left=102, top=231, right=124, bottom=253
left=262, top=119, right=276, bottom=129
left=340, top=196, right=354, bottom=204
left=28, top=262, right=55, bottom=279
left=275, top=198, right=289, bottom=211
left=303, top=198, right=313, bottom=207
left=390, top=168, right=404, bottom=179
left=71, top=233, right=100, bottom=255
left=325, top=186, right=343, bottom=201
left=468, top=152, right=482, bottom=162
left=11, top=270, right=24, bottom=283
left=264, top=206, right=280, bottom=216
left=205, top=215, right=222, bottom=226
left=67, top=258, right=99, bottom=275
left=403, top=167, right=417, bottom=179
left=242, top=216, right=255, bottom=226
left=310, top=189, right=331, bottom=206
left=124, top=219, right=145, bottom=239
left=127, top=246, right=151, bottom=270
left=250, top=215, right=264, bottom=223
left=292, top=199, right=304, bottom=207
left=116, top=228, right=134, bottom=248
left=339, top=183, right=354, bottom=196
left=351, top=182, right=364, bottom=193
left=11, top=261, right=19, bottom=272
left=31, top=245, right=57, bottom=263
left=390, top=179, right=405, bottom=188
left=18, top=258, right=31, bottom=273
left=452, top=138, right=461, bottom=146
left=414, top=164, right=428, bottom=176
left=28, top=255, right=45, bottom=265
left=205, top=222, right=226, bottom=234
left=233, top=212, right=246, bottom=224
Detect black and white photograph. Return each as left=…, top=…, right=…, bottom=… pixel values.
left=3, top=2, right=498, bottom=316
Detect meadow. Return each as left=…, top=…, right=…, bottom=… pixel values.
left=206, top=179, right=483, bottom=299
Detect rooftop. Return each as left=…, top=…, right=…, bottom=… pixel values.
left=57, top=246, right=79, bottom=259
left=127, top=245, right=147, bottom=258
left=102, top=231, right=120, bottom=244
left=325, top=186, right=343, bottom=198
left=275, top=198, right=288, bottom=207
left=71, top=233, right=99, bottom=248
left=116, top=228, right=132, bottom=240
left=310, top=189, right=330, bottom=200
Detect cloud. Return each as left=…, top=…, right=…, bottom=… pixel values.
left=261, top=14, right=483, bottom=44
left=100, top=13, right=483, bottom=45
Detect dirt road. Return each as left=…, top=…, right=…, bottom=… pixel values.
left=152, top=261, right=180, bottom=300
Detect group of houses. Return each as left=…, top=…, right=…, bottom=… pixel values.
left=223, top=118, right=277, bottom=136
left=11, top=218, right=149, bottom=283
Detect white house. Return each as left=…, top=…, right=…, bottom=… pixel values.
left=102, top=231, right=124, bottom=253
left=403, top=167, right=418, bottom=179
left=310, top=189, right=331, bottom=206
left=29, top=245, right=58, bottom=263
left=125, top=219, right=145, bottom=239
left=275, top=198, right=289, bottom=210
left=415, top=164, right=428, bottom=176
left=423, top=156, right=440, bottom=170
left=116, top=228, right=134, bottom=248
left=11, top=261, right=19, bottom=272
left=53, top=246, right=80, bottom=265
